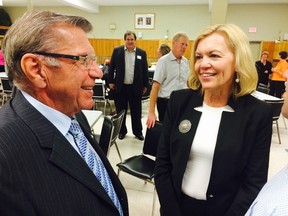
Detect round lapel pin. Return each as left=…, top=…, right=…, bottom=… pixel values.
left=178, top=119, right=192, bottom=134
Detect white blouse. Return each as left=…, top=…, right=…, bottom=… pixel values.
left=181, top=102, right=234, bottom=200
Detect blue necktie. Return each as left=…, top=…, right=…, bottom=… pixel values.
left=69, top=118, right=123, bottom=216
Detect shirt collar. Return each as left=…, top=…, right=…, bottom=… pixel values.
left=21, top=90, right=72, bottom=137
left=168, top=51, right=181, bottom=62
left=195, top=102, right=234, bottom=112
left=124, top=46, right=136, bottom=52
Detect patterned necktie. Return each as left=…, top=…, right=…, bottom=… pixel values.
left=69, top=118, right=123, bottom=216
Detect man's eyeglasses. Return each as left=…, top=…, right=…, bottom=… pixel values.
left=34, top=51, right=97, bottom=68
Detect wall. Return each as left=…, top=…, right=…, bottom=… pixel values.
left=2, top=4, right=288, bottom=62
left=4, top=4, right=288, bottom=41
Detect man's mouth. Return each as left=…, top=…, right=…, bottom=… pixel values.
left=81, top=87, right=93, bottom=90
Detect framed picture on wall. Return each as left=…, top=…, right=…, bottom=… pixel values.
left=134, top=13, right=155, bottom=29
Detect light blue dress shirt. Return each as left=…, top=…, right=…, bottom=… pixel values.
left=245, top=164, right=288, bottom=216
left=21, top=90, right=80, bottom=154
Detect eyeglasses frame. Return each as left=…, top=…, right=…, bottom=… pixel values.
left=34, top=51, right=97, bottom=68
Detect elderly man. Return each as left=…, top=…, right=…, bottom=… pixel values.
left=0, top=10, right=128, bottom=216
left=146, top=32, right=190, bottom=128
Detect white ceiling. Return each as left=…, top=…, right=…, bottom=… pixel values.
left=2, top=0, right=288, bottom=13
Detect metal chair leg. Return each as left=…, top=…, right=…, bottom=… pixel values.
left=114, top=142, right=122, bottom=162
left=152, top=186, right=157, bottom=216
left=276, top=121, right=281, bottom=144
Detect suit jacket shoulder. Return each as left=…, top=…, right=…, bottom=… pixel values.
left=0, top=91, right=129, bottom=216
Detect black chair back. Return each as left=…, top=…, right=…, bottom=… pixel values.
left=143, top=121, right=163, bottom=156
left=98, top=116, right=114, bottom=156
left=265, top=99, right=284, bottom=144
left=93, top=83, right=106, bottom=100
left=111, top=109, right=125, bottom=144
left=265, top=99, right=284, bottom=121
left=257, top=86, right=269, bottom=94
left=1, top=77, right=13, bottom=92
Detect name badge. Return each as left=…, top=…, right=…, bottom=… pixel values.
left=137, top=55, right=142, bottom=60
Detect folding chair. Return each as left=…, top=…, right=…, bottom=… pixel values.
left=117, top=121, right=163, bottom=216
left=265, top=99, right=284, bottom=144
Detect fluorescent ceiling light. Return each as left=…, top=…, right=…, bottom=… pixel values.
left=59, top=0, right=99, bottom=13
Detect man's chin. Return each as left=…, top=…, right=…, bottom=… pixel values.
left=82, top=101, right=94, bottom=110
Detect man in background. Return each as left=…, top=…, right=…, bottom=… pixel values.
left=108, top=30, right=148, bottom=140
left=146, top=32, right=190, bottom=128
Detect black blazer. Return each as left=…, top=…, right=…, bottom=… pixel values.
left=155, top=89, right=273, bottom=216
left=108, top=45, right=148, bottom=96
left=0, top=91, right=128, bottom=216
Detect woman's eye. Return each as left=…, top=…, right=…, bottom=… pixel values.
left=211, top=54, right=220, bottom=58
left=195, top=55, right=202, bottom=60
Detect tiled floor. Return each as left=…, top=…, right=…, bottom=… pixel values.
left=92, top=103, right=288, bottom=216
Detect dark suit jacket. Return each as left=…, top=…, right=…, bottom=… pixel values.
left=0, top=91, right=128, bottom=216
left=155, top=89, right=273, bottom=216
left=108, top=45, right=148, bottom=96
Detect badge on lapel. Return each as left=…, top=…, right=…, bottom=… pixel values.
left=137, top=55, right=142, bottom=60
left=178, top=119, right=192, bottom=134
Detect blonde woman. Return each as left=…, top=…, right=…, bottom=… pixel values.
left=155, top=24, right=272, bottom=216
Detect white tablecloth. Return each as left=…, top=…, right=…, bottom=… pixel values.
left=252, top=91, right=282, bottom=101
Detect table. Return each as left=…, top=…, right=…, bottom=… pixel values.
left=82, top=110, right=102, bottom=128
left=95, top=79, right=105, bottom=84
left=0, top=72, right=7, bottom=78
left=252, top=90, right=282, bottom=101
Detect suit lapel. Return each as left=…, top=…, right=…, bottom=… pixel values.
left=12, top=92, right=116, bottom=209
left=49, top=134, right=116, bottom=208
left=119, top=46, right=125, bottom=72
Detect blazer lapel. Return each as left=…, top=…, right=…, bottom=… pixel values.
left=12, top=92, right=116, bottom=209
left=49, top=134, right=116, bottom=208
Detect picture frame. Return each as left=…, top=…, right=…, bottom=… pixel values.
left=134, top=13, right=155, bottom=30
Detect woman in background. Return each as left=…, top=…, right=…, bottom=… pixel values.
left=255, top=51, right=272, bottom=87
left=269, top=51, right=288, bottom=98
left=155, top=24, right=273, bottom=216
left=157, top=44, right=171, bottom=58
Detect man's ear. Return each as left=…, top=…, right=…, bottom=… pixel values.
left=21, top=53, right=47, bottom=88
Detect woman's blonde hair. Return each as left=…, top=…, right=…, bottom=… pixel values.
left=188, top=24, right=257, bottom=98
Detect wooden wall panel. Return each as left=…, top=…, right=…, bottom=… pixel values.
left=273, top=41, right=288, bottom=60
left=261, top=41, right=275, bottom=62
left=136, top=40, right=159, bottom=58
left=185, top=40, right=194, bottom=60
left=89, top=38, right=193, bottom=66
left=260, top=41, right=288, bottom=66
left=89, top=38, right=122, bottom=64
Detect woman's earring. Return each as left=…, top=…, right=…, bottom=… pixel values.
left=235, top=73, right=239, bottom=83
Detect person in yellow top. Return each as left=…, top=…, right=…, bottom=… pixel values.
left=269, top=51, right=288, bottom=98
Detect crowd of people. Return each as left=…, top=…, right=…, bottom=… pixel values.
left=0, top=9, right=288, bottom=216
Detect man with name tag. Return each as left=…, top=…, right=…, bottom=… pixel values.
left=108, top=30, right=149, bottom=141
